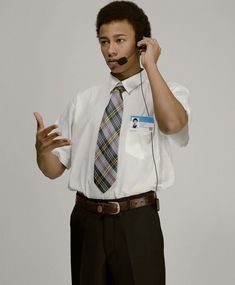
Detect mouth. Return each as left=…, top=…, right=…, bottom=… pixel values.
left=107, top=60, right=119, bottom=68
left=107, top=59, right=118, bottom=63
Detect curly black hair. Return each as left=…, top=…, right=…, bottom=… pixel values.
left=96, top=1, right=151, bottom=42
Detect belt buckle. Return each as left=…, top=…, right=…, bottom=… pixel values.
left=108, top=201, right=120, bottom=215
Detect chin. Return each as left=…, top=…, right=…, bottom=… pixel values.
left=109, top=65, right=124, bottom=73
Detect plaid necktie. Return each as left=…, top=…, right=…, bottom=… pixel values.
left=94, top=84, right=125, bottom=193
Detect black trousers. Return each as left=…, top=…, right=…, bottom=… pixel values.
left=70, top=195, right=165, bottom=285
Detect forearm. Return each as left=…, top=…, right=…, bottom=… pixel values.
left=146, top=64, right=188, bottom=134
left=36, top=151, right=66, bottom=179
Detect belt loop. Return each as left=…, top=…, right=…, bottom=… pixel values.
left=156, top=198, right=160, bottom=211
left=127, top=195, right=131, bottom=209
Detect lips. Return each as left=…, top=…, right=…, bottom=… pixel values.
left=107, top=59, right=118, bottom=63
left=107, top=60, right=119, bottom=68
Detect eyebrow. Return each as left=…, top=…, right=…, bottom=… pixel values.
left=99, top=34, right=127, bottom=40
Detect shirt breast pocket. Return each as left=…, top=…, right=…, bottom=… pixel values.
left=125, top=131, right=152, bottom=159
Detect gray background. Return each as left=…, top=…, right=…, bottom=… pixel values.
left=1, top=0, right=234, bottom=284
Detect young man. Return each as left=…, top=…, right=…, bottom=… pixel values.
left=34, top=1, right=190, bottom=284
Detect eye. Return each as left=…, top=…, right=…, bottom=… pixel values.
left=117, top=38, right=125, bottom=43
left=99, top=39, right=109, bottom=46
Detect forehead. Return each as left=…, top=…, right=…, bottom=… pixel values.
left=99, top=19, right=135, bottom=38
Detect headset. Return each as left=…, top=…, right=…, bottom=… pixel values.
left=139, top=70, right=159, bottom=192
left=137, top=35, right=159, bottom=193
left=117, top=37, right=159, bottom=192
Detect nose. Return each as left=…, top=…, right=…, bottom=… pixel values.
left=108, top=42, right=118, bottom=57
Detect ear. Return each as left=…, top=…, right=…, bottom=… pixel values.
left=136, top=33, right=143, bottom=42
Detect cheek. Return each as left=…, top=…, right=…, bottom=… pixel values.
left=129, top=49, right=139, bottom=61
left=100, top=47, right=106, bottom=57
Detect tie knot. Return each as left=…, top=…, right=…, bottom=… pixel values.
left=113, top=84, right=125, bottom=94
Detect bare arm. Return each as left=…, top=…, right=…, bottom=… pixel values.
left=34, top=112, right=71, bottom=179
left=138, top=37, right=188, bottom=134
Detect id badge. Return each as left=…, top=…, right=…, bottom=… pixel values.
left=129, top=115, right=154, bottom=132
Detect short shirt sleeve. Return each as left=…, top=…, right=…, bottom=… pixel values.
left=51, top=96, right=76, bottom=168
left=166, top=81, right=191, bottom=147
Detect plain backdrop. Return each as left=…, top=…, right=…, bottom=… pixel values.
left=1, top=0, right=234, bottom=284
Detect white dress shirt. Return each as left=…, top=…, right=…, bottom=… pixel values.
left=52, top=70, right=190, bottom=199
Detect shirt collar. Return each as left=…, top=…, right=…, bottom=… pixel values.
left=109, top=69, right=148, bottom=95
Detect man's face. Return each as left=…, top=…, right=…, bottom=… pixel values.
left=98, top=20, right=141, bottom=80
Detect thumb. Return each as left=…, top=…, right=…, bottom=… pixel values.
left=33, top=112, right=45, bottom=130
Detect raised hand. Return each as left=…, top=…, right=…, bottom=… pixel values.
left=34, top=112, right=71, bottom=156
left=137, top=36, right=161, bottom=69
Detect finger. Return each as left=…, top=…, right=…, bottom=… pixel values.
left=33, top=112, right=45, bottom=131
left=50, top=138, right=72, bottom=150
left=37, top=138, right=71, bottom=154
left=137, top=38, right=147, bottom=48
left=42, top=131, right=61, bottom=142
left=40, top=124, right=59, bottom=137
left=137, top=38, right=155, bottom=51
left=140, top=37, right=159, bottom=47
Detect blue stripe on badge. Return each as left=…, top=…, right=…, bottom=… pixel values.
left=130, top=115, right=154, bottom=123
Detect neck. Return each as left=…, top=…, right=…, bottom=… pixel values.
left=111, top=66, right=142, bottom=81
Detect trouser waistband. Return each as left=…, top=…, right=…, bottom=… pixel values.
left=75, top=191, right=159, bottom=215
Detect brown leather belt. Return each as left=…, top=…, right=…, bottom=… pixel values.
left=75, top=191, right=159, bottom=215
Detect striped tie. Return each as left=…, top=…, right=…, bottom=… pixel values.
left=94, top=84, right=125, bottom=193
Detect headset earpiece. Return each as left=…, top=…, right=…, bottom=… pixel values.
left=136, top=34, right=146, bottom=52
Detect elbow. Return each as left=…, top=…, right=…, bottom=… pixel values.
left=47, top=174, right=60, bottom=180
left=43, top=172, right=61, bottom=180
left=41, top=168, right=65, bottom=180
left=160, top=114, right=188, bottom=135
left=161, top=122, right=186, bottom=135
